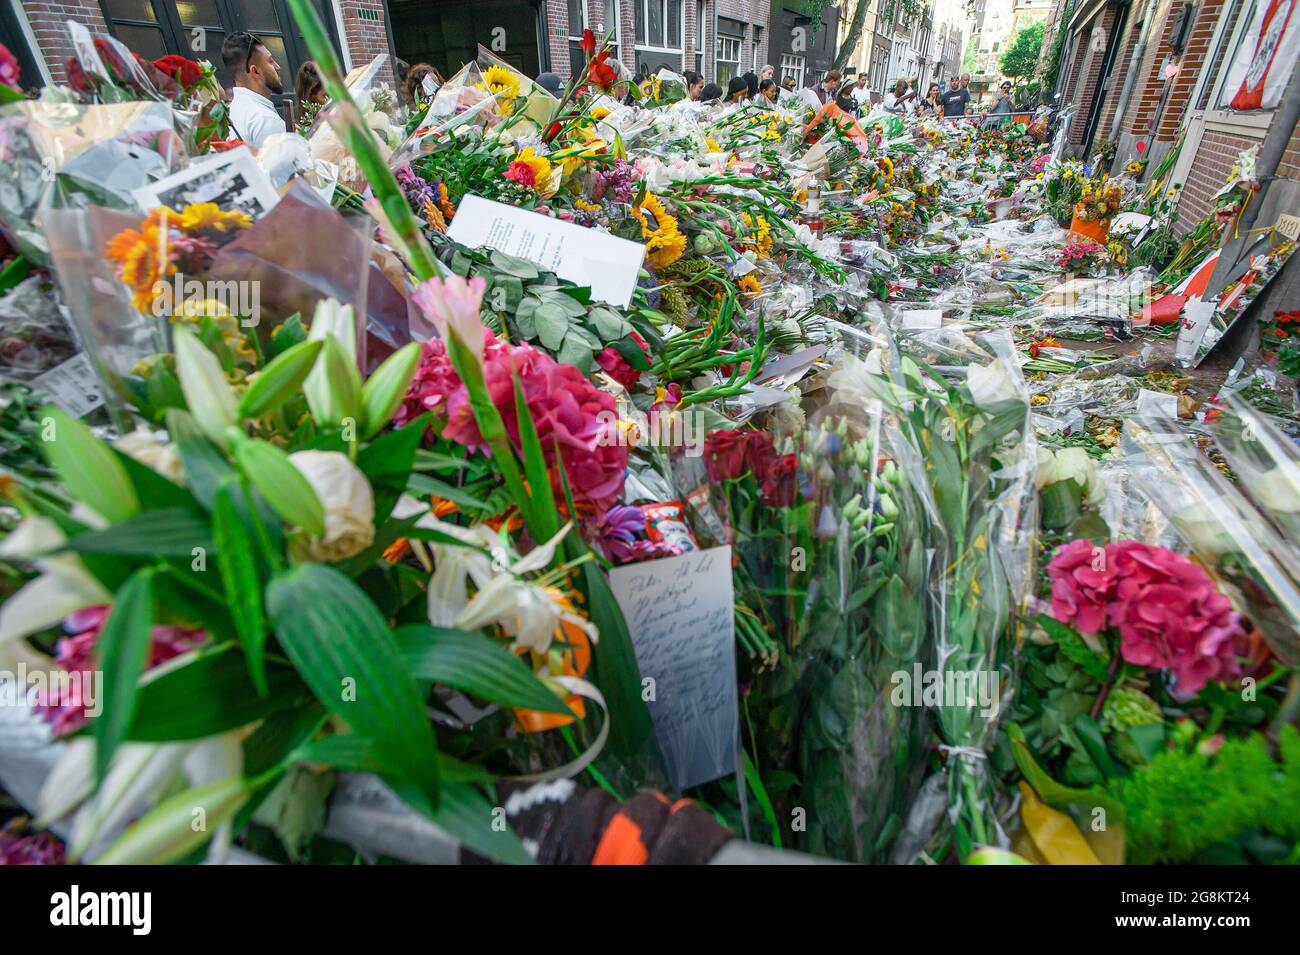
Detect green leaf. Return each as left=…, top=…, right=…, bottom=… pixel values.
left=168, top=409, right=237, bottom=511
left=385, top=774, right=533, bottom=864
left=129, top=644, right=315, bottom=740
left=213, top=480, right=269, bottom=694
left=489, top=249, right=540, bottom=279
left=1032, top=614, right=1111, bottom=682
left=93, top=775, right=251, bottom=864
left=65, top=507, right=212, bottom=558
left=511, top=370, right=558, bottom=543
left=360, top=342, right=422, bottom=438
left=590, top=306, right=631, bottom=341
left=234, top=437, right=326, bottom=537
left=237, top=339, right=323, bottom=418
left=394, top=624, right=573, bottom=715
left=268, top=313, right=307, bottom=357
left=94, top=567, right=157, bottom=782
left=38, top=406, right=139, bottom=523
left=534, top=302, right=570, bottom=350
left=1074, top=713, right=1126, bottom=782
left=266, top=563, right=441, bottom=807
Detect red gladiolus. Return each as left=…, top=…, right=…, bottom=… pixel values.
left=543, top=121, right=562, bottom=143
left=581, top=28, right=597, bottom=57
left=759, top=454, right=800, bottom=508
left=153, top=54, right=202, bottom=89
left=588, top=51, right=617, bottom=89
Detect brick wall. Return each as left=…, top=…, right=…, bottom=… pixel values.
left=336, top=1, right=394, bottom=86
left=1067, top=6, right=1115, bottom=146
left=21, top=0, right=107, bottom=84
left=1176, top=127, right=1255, bottom=233
left=1125, top=0, right=1175, bottom=137
left=1153, top=0, right=1224, bottom=141
left=1280, top=122, right=1300, bottom=182
left=1095, top=0, right=1148, bottom=140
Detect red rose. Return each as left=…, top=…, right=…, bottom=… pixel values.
left=581, top=28, right=597, bottom=57
left=65, top=57, right=91, bottom=94
left=588, top=51, right=617, bottom=89
left=704, top=430, right=750, bottom=481
left=596, top=346, right=639, bottom=391
left=744, top=430, right=778, bottom=476
left=760, top=454, right=800, bottom=508
left=153, top=54, right=202, bottom=89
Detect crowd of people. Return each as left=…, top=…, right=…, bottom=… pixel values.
left=218, top=27, right=1024, bottom=154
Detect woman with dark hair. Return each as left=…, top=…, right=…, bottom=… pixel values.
left=757, top=77, right=778, bottom=104
left=725, top=76, right=749, bottom=103
left=403, top=62, right=442, bottom=107
left=700, top=82, right=723, bottom=102
left=916, top=82, right=940, bottom=114
left=684, top=70, right=705, bottom=100
left=742, top=71, right=758, bottom=99
left=293, top=60, right=327, bottom=126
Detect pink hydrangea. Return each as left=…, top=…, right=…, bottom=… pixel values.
left=1105, top=541, right=1244, bottom=700
left=397, top=332, right=627, bottom=518
left=1048, top=539, right=1245, bottom=700
left=35, top=606, right=204, bottom=735
left=1046, top=538, right=1117, bottom=635
left=0, top=45, right=19, bottom=93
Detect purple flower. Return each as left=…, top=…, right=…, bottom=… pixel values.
left=394, top=163, right=436, bottom=214
left=0, top=823, right=65, bottom=865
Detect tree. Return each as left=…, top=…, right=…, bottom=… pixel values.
left=831, top=0, right=872, bottom=73
left=1000, top=21, right=1046, bottom=85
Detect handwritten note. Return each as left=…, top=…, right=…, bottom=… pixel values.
left=447, top=195, right=646, bottom=307
left=609, top=547, right=737, bottom=791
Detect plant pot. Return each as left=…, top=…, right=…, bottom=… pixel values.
left=1070, top=209, right=1111, bottom=244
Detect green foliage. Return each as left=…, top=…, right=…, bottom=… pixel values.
left=1001, top=22, right=1046, bottom=83
left=1113, top=727, right=1300, bottom=864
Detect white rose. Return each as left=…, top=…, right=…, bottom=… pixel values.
left=1250, top=461, right=1300, bottom=514
left=113, top=428, right=184, bottom=483
left=288, top=450, right=375, bottom=563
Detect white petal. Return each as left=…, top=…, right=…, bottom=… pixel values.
left=36, top=737, right=97, bottom=826
left=0, top=565, right=110, bottom=645
left=511, top=523, right=573, bottom=575
left=72, top=743, right=189, bottom=862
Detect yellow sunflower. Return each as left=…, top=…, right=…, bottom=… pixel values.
left=178, top=202, right=252, bottom=234
left=740, top=212, right=772, bottom=258
left=480, top=65, right=521, bottom=115
left=738, top=274, right=763, bottom=297
left=633, top=194, right=686, bottom=270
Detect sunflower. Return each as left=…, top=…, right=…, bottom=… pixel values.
left=705, top=137, right=723, bottom=153
left=590, top=106, right=611, bottom=121
left=178, top=202, right=251, bottom=234
left=480, top=65, right=521, bottom=115
left=740, top=212, right=772, bottom=258
left=738, top=274, right=763, bottom=297
left=633, top=193, right=686, bottom=269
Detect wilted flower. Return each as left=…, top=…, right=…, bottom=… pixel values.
left=287, top=451, right=376, bottom=562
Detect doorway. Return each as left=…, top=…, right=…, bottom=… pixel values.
left=388, top=0, right=545, bottom=80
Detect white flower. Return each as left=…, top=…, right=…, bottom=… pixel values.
left=114, top=428, right=183, bottom=483
left=966, top=358, right=1022, bottom=409
left=287, top=451, right=375, bottom=562
left=0, top=518, right=111, bottom=645
left=1249, top=461, right=1300, bottom=514
left=1035, top=446, right=1104, bottom=505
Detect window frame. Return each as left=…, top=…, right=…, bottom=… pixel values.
left=780, top=52, right=805, bottom=88
left=714, top=33, right=741, bottom=82
left=634, top=0, right=685, bottom=53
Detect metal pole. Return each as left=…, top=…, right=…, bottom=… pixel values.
left=1203, top=52, right=1300, bottom=299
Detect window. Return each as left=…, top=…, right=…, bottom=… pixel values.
left=99, top=0, right=339, bottom=105
left=635, top=0, right=684, bottom=50
left=780, top=52, right=805, bottom=88
left=715, top=35, right=740, bottom=82
left=570, top=0, right=620, bottom=72
left=695, top=0, right=705, bottom=74
left=752, top=26, right=762, bottom=72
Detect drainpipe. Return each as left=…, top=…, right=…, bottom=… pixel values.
left=1106, top=0, right=1155, bottom=140
left=1203, top=52, right=1300, bottom=298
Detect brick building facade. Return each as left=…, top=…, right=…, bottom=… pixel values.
left=1050, top=0, right=1299, bottom=335
left=7, top=1, right=778, bottom=101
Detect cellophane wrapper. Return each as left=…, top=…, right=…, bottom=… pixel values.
left=1120, top=413, right=1300, bottom=666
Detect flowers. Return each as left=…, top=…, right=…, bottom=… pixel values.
left=287, top=451, right=376, bottom=563
left=704, top=429, right=751, bottom=481
left=411, top=274, right=488, bottom=361
left=503, top=146, right=553, bottom=190
left=587, top=51, right=618, bottom=90
left=480, top=65, right=521, bottom=114
left=596, top=332, right=649, bottom=391
left=104, top=205, right=250, bottom=311
left=0, top=43, right=20, bottom=93
left=399, top=334, right=627, bottom=518
left=703, top=429, right=801, bottom=507
left=632, top=193, right=687, bottom=270
left=152, top=54, right=203, bottom=89
left=1047, top=540, right=1246, bottom=699
left=1054, top=237, right=1105, bottom=271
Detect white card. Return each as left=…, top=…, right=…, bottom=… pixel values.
left=448, top=194, right=646, bottom=308
left=133, top=146, right=280, bottom=221
left=609, top=547, right=738, bottom=791
left=1175, top=297, right=1216, bottom=364
left=1136, top=388, right=1179, bottom=420
left=30, top=353, right=105, bottom=418
left=901, top=309, right=943, bottom=329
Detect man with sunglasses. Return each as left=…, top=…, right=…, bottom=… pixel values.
left=222, top=32, right=286, bottom=150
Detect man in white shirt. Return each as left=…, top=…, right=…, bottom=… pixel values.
left=850, top=73, right=872, bottom=108
left=222, top=31, right=287, bottom=150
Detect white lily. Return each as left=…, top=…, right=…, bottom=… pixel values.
left=173, top=325, right=239, bottom=447
left=966, top=357, right=1023, bottom=409
left=0, top=518, right=110, bottom=645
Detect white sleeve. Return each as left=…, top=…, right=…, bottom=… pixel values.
left=243, top=107, right=287, bottom=151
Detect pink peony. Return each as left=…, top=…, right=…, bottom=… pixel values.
left=1106, top=541, right=1244, bottom=700
left=397, top=332, right=626, bottom=518
left=410, top=275, right=487, bottom=361
left=1047, top=538, right=1117, bottom=635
